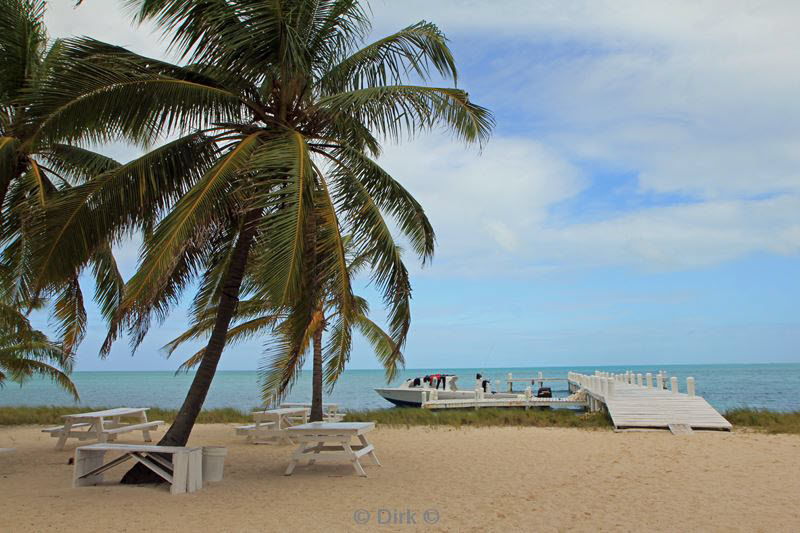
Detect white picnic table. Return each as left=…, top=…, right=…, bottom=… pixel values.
left=235, top=407, right=309, bottom=444
left=284, top=422, right=380, bottom=477
left=73, top=443, right=202, bottom=495
left=280, top=402, right=345, bottom=422
left=43, top=408, right=163, bottom=451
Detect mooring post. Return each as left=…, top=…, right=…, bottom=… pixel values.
left=671, top=377, right=678, bottom=394
left=646, top=373, right=653, bottom=388
left=687, top=377, right=695, bottom=397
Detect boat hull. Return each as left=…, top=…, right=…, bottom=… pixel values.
left=375, top=387, right=518, bottom=407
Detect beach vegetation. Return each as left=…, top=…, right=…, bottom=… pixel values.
left=344, top=407, right=614, bottom=429
left=0, top=0, right=123, bottom=398
left=722, top=408, right=800, bottom=434
left=166, top=236, right=401, bottom=422
left=24, top=0, right=492, bottom=484
left=0, top=302, right=77, bottom=399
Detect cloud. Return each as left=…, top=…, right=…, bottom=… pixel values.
left=379, top=134, right=800, bottom=273
left=43, top=1, right=800, bottom=274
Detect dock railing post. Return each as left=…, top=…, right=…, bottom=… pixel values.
left=687, top=377, right=695, bottom=397
left=671, top=377, right=678, bottom=394
left=656, top=374, right=664, bottom=389
left=637, top=373, right=643, bottom=387
left=508, top=373, right=513, bottom=392
left=606, top=378, right=614, bottom=399
left=600, top=377, right=608, bottom=397
left=646, top=373, right=653, bottom=388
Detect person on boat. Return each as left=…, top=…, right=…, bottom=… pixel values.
left=425, top=373, right=446, bottom=390
left=475, top=373, right=483, bottom=389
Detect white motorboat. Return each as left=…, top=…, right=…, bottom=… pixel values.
left=375, top=374, right=518, bottom=407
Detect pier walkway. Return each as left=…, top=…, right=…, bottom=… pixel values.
left=569, top=371, right=732, bottom=432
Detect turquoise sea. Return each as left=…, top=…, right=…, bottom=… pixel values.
left=2, top=363, right=799, bottom=412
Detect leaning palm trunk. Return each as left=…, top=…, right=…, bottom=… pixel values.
left=121, top=212, right=257, bottom=484
left=310, top=311, right=325, bottom=422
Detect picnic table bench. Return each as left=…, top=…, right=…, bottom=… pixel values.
left=235, top=407, right=309, bottom=445
left=73, top=443, right=202, bottom=495
left=284, top=422, right=380, bottom=477
left=42, top=408, right=163, bottom=450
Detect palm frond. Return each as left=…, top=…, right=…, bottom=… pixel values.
left=315, top=85, right=494, bottom=146
left=101, top=133, right=262, bottom=354
left=29, top=37, right=248, bottom=146
left=0, top=0, right=47, bottom=103
left=51, top=275, right=85, bottom=363
left=39, top=143, right=120, bottom=185
left=319, top=22, right=457, bottom=94
left=320, top=144, right=435, bottom=263
left=30, top=131, right=218, bottom=292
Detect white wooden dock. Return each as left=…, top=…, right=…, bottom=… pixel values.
left=569, top=371, right=732, bottom=432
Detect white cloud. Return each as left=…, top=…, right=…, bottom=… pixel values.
left=42, top=1, right=800, bottom=273
left=380, top=134, right=800, bottom=273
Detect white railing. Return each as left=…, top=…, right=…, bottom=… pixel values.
left=567, top=371, right=698, bottom=411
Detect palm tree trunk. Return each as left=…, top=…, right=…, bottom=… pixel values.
left=120, top=211, right=259, bottom=484
left=310, top=310, right=324, bottom=422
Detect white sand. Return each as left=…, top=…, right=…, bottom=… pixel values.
left=2, top=424, right=799, bottom=532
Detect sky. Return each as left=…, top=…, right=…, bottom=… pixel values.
left=37, top=0, right=800, bottom=371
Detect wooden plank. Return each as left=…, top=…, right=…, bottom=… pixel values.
left=103, top=421, right=163, bottom=435
left=567, top=375, right=732, bottom=431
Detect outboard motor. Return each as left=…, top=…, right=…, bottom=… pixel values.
left=536, top=387, right=552, bottom=398
left=482, top=379, right=491, bottom=393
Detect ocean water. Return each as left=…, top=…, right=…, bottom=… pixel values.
left=2, top=363, right=799, bottom=413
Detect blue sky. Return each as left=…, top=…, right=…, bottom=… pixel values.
left=38, top=1, right=800, bottom=371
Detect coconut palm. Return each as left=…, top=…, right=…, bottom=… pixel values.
left=165, top=238, right=401, bottom=421
left=27, top=0, right=493, bottom=480
left=0, top=298, right=77, bottom=399
left=0, top=0, right=124, bottom=358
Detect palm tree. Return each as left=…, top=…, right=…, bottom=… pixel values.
left=0, top=298, right=77, bottom=400
left=27, top=0, right=492, bottom=482
left=0, top=0, right=124, bottom=358
left=165, top=238, right=401, bottom=421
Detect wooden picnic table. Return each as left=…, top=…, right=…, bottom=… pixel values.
left=43, top=408, right=163, bottom=451
left=284, top=422, right=380, bottom=477
left=73, top=443, right=202, bottom=495
left=280, top=402, right=345, bottom=422
left=235, top=407, right=309, bottom=444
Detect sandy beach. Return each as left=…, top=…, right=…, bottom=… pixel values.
left=1, top=424, right=799, bottom=532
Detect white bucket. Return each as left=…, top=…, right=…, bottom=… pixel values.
left=202, top=446, right=227, bottom=483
